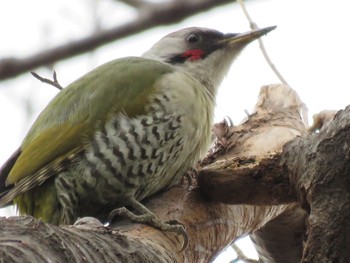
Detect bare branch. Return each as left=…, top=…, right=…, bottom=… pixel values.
left=0, top=183, right=288, bottom=262
left=117, top=0, right=148, bottom=8
left=31, top=71, right=63, bottom=90
left=237, top=0, right=309, bottom=127
left=237, top=0, right=289, bottom=87
left=0, top=0, right=237, bottom=81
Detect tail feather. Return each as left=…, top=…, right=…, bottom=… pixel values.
left=0, top=148, right=22, bottom=205
left=0, top=149, right=82, bottom=207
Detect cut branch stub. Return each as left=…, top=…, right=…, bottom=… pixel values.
left=198, top=154, right=296, bottom=205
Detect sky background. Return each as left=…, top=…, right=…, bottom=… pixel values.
left=1, top=0, right=350, bottom=261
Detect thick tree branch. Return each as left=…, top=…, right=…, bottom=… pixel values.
left=280, top=107, right=350, bottom=262
left=199, top=84, right=307, bottom=263
left=4, top=84, right=346, bottom=262
left=198, top=84, right=350, bottom=261
left=0, top=0, right=237, bottom=81
left=250, top=203, right=306, bottom=263
left=0, top=84, right=300, bottom=262
left=198, top=84, right=305, bottom=207
left=0, top=184, right=287, bottom=262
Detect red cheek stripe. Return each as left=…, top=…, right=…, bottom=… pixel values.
left=182, top=49, right=205, bottom=60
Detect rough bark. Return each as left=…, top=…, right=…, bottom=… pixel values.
left=1, top=84, right=348, bottom=262
left=199, top=84, right=307, bottom=263
left=250, top=204, right=306, bottom=263
left=198, top=154, right=296, bottom=205
left=0, top=186, right=286, bottom=262
left=280, top=107, right=350, bottom=262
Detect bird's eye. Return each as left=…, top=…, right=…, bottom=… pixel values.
left=186, top=34, right=201, bottom=44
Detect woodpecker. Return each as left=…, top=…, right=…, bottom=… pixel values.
left=0, top=26, right=275, bottom=246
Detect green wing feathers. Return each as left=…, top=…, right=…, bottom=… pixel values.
left=0, top=57, right=173, bottom=205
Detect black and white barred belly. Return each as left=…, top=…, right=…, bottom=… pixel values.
left=77, top=108, right=188, bottom=208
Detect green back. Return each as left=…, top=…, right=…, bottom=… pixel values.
left=7, top=57, right=173, bottom=184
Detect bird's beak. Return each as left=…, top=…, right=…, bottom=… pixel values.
left=223, top=26, right=277, bottom=46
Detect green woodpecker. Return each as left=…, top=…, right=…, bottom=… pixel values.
left=0, top=26, right=275, bottom=239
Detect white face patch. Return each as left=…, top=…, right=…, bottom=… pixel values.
left=141, top=27, right=244, bottom=97
left=142, top=34, right=187, bottom=62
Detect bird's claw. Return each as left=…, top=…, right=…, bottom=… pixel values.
left=182, top=166, right=198, bottom=188
left=164, top=220, right=188, bottom=252
left=108, top=207, right=126, bottom=223
left=108, top=207, right=188, bottom=251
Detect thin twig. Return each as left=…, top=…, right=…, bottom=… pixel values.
left=237, top=0, right=309, bottom=127
left=230, top=243, right=260, bottom=263
left=237, top=0, right=289, bottom=87
left=31, top=71, right=63, bottom=90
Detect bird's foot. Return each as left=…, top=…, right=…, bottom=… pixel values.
left=182, top=166, right=198, bottom=188
left=109, top=207, right=154, bottom=223
left=109, top=202, right=188, bottom=251
left=74, top=217, right=105, bottom=229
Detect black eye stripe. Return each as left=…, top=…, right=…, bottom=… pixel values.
left=167, top=29, right=227, bottom=65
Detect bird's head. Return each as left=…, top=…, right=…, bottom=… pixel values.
left=142, top=26, right=276, bottom=94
